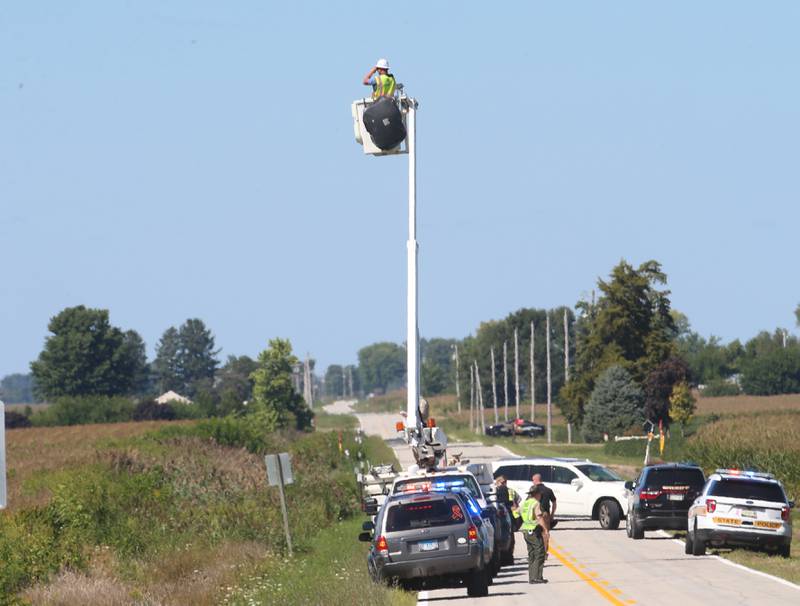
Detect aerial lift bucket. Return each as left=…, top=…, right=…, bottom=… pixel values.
left=352, top=96, right=408, bottom=156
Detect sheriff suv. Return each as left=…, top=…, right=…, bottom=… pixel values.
left=360, top=491, right=493, bottom=597
left=625, top=463, right=705, bottom=539
left=686, top=469, right=794, bottom=558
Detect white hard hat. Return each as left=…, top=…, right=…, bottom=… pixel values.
left=375, top=58, right=389, bottom=70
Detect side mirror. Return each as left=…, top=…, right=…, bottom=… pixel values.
left=362, top=497, right=379, bottom=516
left=358, top=532, right=372, bottom=542
left=571, top=478, right=583, bottom=489
left=624, top=481, right=634, bottom=491
left=362, top=521, right=375, bottom=532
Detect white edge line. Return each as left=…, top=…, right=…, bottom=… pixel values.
left=657, top=530, right=800, bottom=591
left=417, top=589, right=429, bottom=604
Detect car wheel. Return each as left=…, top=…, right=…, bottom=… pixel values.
left=626, top=514, right=633, bottom=538
left=691, top=522, right=705, bottom=556
left=631, top=515, right=644, bottom=539
left=684, top=532, right=693, bottom=555
left=466, top=566, right=489, bottom=597
left=779, top=544, right=791, bottom=559
left=598, top=500, right=621, bottom=530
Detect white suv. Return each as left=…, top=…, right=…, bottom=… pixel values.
left=491, top=457, right=629, bottom=529
left=687, top=469, right=794, bottom=558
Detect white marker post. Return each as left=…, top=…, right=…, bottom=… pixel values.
left=266, top=453, right=294, bottom=557
left=0, top=401, right=7, bottom=509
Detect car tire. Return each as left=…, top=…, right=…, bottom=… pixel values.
left=779, top=544, right=791, bottom=559
left=501, top=547, right=515, bottom=566
left=630, top=515, right=644, bottom=539
left=684, top=532, right=693, bottom=555
left=626, top=514, right=633, bottom=538
left=598, top=500, right=621, bottom=530
left=466, top=566, right=489, bottom=597
left=691, top=522, right=705, bottom=556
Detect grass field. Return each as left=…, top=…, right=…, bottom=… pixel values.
left=695, top=393, right=800, bottom=415
left=3, top=417, right=399, bottom=604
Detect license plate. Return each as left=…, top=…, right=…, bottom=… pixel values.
left=419, top=540, right=438, bottom=551
left=668, top=494, right=683, bottom=501
left=741, top=510, right=757, bottom=519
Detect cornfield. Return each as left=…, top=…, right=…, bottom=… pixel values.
left=686, top=410, right=800, bottom=498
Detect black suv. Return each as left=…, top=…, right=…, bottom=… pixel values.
left=625, top=463, right=705, bottom=539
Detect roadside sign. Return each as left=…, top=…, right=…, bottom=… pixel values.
left=1, top=401, right=7, bottom=509
left=265, top=453, right=293, bottom=486
left=265, top=452, right=294, bottom=557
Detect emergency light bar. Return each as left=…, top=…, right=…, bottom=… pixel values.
left=715, top=469, right=775, bottom=480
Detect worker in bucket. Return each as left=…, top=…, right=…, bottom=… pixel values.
left=362, top=58, right=396, bottom=99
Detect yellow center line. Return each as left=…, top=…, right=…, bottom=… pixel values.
left=548, top=543, right=635, bottom=606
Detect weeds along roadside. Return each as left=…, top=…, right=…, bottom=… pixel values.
left=1, top=415, right=391, bottom=604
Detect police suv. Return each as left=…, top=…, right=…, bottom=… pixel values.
left=686, top=469, right=794, bottom=558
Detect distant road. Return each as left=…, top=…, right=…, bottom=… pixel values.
left=324, top=401, right=800, bottom=605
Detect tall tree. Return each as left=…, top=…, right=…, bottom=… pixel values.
left=30, top=306, right=146, bottom=398
left=177, top=319, right=219, bottom=396
left=643, top=356, right=690, bottom=427
left=153, top=327, right=181, bottom=393
left=560, top=260, right=677, bottom=426
left=582, top=366, right=645, bottom=442
left=324, top=364, right=345, bottom=398
left=0, top=373, right=39, bottom=404
left=153, top=319, right=220, bottom=397
left=357, top=342, right=406, bottom=393
left=250, top=338, right=313, bottom=431
left=217, top=355, right=258, bottom=415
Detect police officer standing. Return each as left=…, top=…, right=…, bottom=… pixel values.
left=531, top=472, right=557, bottom=556
left=521, top=484, right=547, bottom=584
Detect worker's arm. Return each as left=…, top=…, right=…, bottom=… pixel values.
left=535, top=503, right=548, bottom=531
left=362, top=67, right=377, bottom=86
left=550, top=494, right=557, bottom=518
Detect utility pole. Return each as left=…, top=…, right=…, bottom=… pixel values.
left=530, top=320, right=535, bottom=422
left=546, top=314, right=552, bottom=444
left=347, top=366, right=354, bottom=399
left=341, top=366, right=347, bottom=399
left=490, top=346, right=499, bottom=424
left=454, top=345, right=461, bottom=413
left=564, top=309, right=571, bottom=443
left=474, top=360, right=485, bottom=435
left=514, top=327, right=520, bottom=420
left=469, top=363, right=475, bottom=432
left=503, top=341, right=509, bottom=421
left=303, top=355, right=314, bottom=409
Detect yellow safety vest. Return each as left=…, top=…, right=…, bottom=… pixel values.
left=372, top=74, right=396, bottom=99
left=520, top=497, right=540, bottom=531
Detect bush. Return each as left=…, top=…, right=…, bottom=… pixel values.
left=583, top=366, right=644, bottom=442
left=30, top=396, right=136, bottom=427
left=132, top=400, right=176, bottom=421
left=701, top=379, right=740, bottom=397
left=4, top=411, right=32, bottom=429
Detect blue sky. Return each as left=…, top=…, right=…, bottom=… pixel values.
left=2, top=2, right=798, bottom=376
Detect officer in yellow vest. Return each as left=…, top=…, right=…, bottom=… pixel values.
left=362, top=58, right=396, bottom=99
left=521, top=484, right=547, bottom=584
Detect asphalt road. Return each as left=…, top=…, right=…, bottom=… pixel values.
left=324, top=401, right=800, bottom=605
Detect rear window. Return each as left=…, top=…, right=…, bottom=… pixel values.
left=385, top=498, right=466, bottom=532
left=644, top=468, right=705, bottom=489
left=707, top=479, right=786, bottom=503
